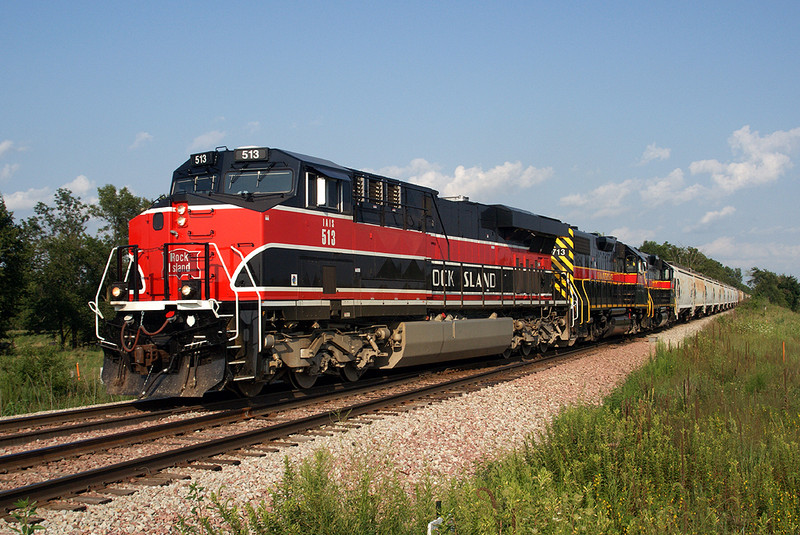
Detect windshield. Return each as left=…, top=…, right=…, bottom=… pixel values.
left=224, top=169, right=293, bottom=195
left=172, top=175, right=216, bottom=195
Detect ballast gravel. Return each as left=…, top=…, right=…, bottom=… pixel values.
left=3, top=315, right=724, bottom=534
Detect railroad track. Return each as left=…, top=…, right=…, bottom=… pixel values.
left=0, top=344, right=605, bottom=515
left=0, top=374, right=404, bottom=450
left=0, top=371, right=437, bottom=473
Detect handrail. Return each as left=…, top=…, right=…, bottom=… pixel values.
left=90, top=248, right=120, bottom=348
left=230, top=245, right=262, bottom=351
left=90, top=241, right=262, bottom=350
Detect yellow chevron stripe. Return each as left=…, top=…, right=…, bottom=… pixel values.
left=552, top=230, right=576, bottom=306
left=551, top=258, right=568, bottom=272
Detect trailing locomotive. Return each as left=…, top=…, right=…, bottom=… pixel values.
left=90, top=147, right=741, bottom=398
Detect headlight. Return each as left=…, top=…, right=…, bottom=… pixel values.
left=176, top=204, right=187, bottom=215
left=110, top=282, right=128, bottom=300
left=177, top=216, right=187, bottom=227
left=179, top=280, right=201, bottom=299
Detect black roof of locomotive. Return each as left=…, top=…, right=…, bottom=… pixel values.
left=282, top=148, right=439, bottom=195
left=172, top=146, right=571, bottom=239
left=483, top=204, right=569, bottom=238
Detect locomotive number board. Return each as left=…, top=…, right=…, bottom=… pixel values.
left=234, top=147, right=269, bottom=162
left=190, top=151, right=217, bottom=167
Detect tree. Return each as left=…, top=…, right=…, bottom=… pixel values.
left=0, top=196, right=26, bottom=339
left=90, top=185, right=151, bottom=247
left=778, top=274, right=800, bottom=311
left=748, top=267, right=800, bottom=312
left=22, top=188, right=107, bottom=347
left=640, top=240, right=745, bottom=290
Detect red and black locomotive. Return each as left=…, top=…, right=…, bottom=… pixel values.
left=91, top=146, right=739, bottom=398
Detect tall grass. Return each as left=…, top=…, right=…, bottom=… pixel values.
left=0, top=333, right=125, bottom=416
left=178, top=300, right=800, bottom=533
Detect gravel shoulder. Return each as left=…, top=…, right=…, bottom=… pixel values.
left=5, top=314, right=726, bottom=535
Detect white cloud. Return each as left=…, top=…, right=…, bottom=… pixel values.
left=129, top=131, right=153, bottom=150
left=640, top=168, right=707, bottom=206
left=1, top=163, right=20, bottom=181
left=609, top=226, right=656, bottom=247
left=683, top=205, right=737, bottom=232
left=568, top=125, right=800, bottom=218
left=559, top=125, right=800, bottom=221
left=2, top=175, right=97, bottom=212
left=699, top=205, right=736, bottom=225
left=2, top=187, right=51, bottom=211
left=746, top=225, right=800, bottom=236
left=689, top=125, right=800, bottom=193
left=698, top=236, right=800, bottom=277
left=0, top=140, right=13, bottom=158
left=378, top=158, right=553, bottom=200
left=637, top=143, right=671, bottom=165
left=188, top=130, right=226, bottom=152
left=64, top=174, right=95, bottom=196
left=560, top=179, right=638, bottom=217
left=699, top=236, right=739, bottom=259
left=1, top=141, right=20, bottom=180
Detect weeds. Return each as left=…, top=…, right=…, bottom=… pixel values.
left=0, top=332, right=125, bottom=415
left=7, top=499, right=44, bottom=534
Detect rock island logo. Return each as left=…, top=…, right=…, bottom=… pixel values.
left=166, top=248, right=201, bottom=278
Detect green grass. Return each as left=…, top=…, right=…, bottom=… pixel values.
left=166, top=300, right=795, bottom=532
left=0, top=332, right=127, bottom=416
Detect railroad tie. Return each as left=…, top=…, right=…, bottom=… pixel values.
left=73, top=494, right=112, bottom=505
left=189, top=463, right=223, bottom=471
left=236, top=450, right=266, bottom=458
left=268, top=440, right=299, bottom=447
left=101, top=488, right=137, bottom=496
left=247, top=444, right=281, bottom=453
left=208, top=458, right=241, bottom=465
left=44, top=501, right=87, bottom=512
left=131, top=477, right=174, bottom=487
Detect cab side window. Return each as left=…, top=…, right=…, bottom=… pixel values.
left=307, top=172, right=348, bottom=213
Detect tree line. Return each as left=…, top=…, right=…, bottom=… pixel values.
left=2, top=189, right=799, bottom=347
left=0, top=186, right=150, bottom=346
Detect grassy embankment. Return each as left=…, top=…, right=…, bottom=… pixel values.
left=0, top=333, right=124, bottom=416
left=176, top=299, right=800, bottom=534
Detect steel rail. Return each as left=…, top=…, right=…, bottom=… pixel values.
left=0, top=398, right=175, bottom=434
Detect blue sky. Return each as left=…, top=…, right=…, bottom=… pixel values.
left=2, top=1, right=799, bottom=281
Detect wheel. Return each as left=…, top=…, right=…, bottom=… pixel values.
left=521, top=343, right=532, bottom=357
left=502, top=347, right=513, bottom=359
left=289, top=368, right=318, bottom=389
left=235, top=380, right=264, bottom=398
left=340, top=362, right=364, bottom=382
